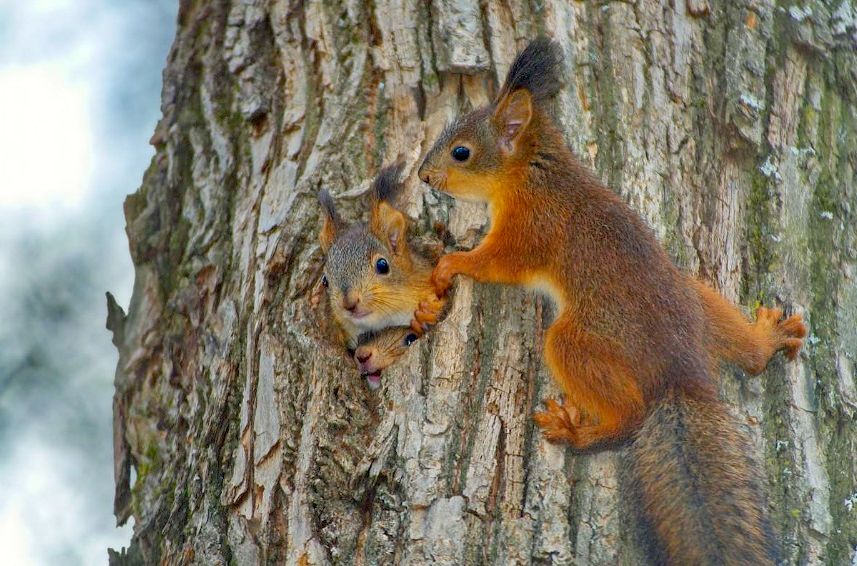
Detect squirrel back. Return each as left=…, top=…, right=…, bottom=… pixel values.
left=318, top=164, right=436, bottom=347
left=627, top=387, right=778, bottom=565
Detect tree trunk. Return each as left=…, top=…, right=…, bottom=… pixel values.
left=108, top=1, right=857, bottom=564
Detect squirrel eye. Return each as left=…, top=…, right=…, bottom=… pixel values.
left=404, top=333, right=418, bottom=346
left=375, top=258, right=390, bottom=275
left=321, top=275, right=328, bottom=287
left=451, top=146, right=470, bottom=162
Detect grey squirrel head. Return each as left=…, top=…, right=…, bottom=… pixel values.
left=318, top=163, right=433, bottom=344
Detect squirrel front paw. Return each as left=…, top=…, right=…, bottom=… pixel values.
left=411, top=296, right=446, bottom=335
left=430, top=255, right=459, bottom=296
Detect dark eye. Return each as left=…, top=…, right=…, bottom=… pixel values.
left=451, top=146, right=470, bottom=162
left=404, top=333, right=418, bottom=346
left=375, top=258, right=390, bottom=275
left=321, top=275, right=328, bottom=287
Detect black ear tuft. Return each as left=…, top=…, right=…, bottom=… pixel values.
left=497, top=37, right=563, bottom=104
left=318, top=189, right=343, bottom=225
left=372, top=161, right=406, bottom=204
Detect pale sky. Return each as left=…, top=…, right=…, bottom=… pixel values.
left=0, top=65, right=93, bottom=212
left=0, top=0, right=175, bottom=563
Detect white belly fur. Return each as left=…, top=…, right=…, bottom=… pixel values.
left=525, top=277, right=566, bottom=315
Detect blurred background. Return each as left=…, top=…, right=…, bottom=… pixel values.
left=0, top=0, right=176, bottom=563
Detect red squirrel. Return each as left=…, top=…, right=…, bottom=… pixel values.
left=317, top=164, right=445, bottom=350
left=415, top=38, right=806, bottom=565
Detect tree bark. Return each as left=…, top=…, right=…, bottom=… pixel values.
left=109, top=1, right=857, bottom=564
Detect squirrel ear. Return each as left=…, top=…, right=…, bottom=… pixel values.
left=494, top=89, right=533, bottom=155
left=370, top=201, right=407, bottom=255
left=318, top=189, right=342, bottom=252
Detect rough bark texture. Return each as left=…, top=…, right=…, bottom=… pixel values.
left=108, top=1, right=857, bottom=564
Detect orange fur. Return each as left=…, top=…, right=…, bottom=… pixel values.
left=534, top=317, right=645, bottom=448
left=691, top=278, right=808, bottom=375
left=420, top=149, right=677, bottom=450
left=318, top=167, right=444, bottom=348
left=417, top=85, right=805, bottom=452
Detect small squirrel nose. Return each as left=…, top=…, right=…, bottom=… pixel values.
left=356, top=350, right=372, bottom=363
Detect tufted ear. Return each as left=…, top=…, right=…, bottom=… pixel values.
left=368, top=163, right=409, bottom=256
left=493, top=88, right=533, bottom=156
left=318, top=189, right=343, bottom=252
left=370, top=200, right=407, bottom=256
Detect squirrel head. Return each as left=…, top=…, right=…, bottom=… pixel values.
left=418, top=37, right=563, bottom=202
left=353, top=326, right=420, bottom=390
left=318, top=164, right=422, bottom=334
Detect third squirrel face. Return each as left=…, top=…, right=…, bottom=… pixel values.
left=418, top=38, right=563, bottom=203
left=353, top=326, right=420, bottom=390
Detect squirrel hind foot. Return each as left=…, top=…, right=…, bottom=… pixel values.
left=755, top=307, right=808, bottom=337
left=754, top=306, right=784, bottom=328
left=782, top=338, right=805, bottom=361
left=755, top=307, right=808, bottom=363
left=533, top=399, right=581, bottom=444
left=778, top=313, right=808, bottom=339
left=772, top=312, right=808, bottom=360
left=777, top=314, right=809, bottom=361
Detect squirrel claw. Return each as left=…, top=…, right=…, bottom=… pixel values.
left=779, top=314, right=808, bottom=338
left=533, top=398, right=580, bottom=444
left=783, top=338, right=804, bottom=361
left=756, top=307, right=808, bottom=360
left=414, top=303, right=439, bottom=325
left=778, top=314, right=807, bottom=360
left=430, top=257, right=456, bottom=296
left=430, top=275, right=451, bottom=297
left=410, top=319, right=427, bottom=336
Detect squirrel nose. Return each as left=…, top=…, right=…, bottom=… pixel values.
left=342, top=291, right=360, bottom=311
left=356, top=350, right=372, bottom=363
left=417, top=162, right=431, bottom=185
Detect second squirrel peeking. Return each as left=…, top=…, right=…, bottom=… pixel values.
left=317, top=164, right=445, bottom=388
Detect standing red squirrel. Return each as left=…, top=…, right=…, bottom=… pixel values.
left=415, top=38, right=807, bottom=565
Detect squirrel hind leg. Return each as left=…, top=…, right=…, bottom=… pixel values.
left=537, top=316, right=646, bottom=449
left=534, top=400, right=641, bottom=450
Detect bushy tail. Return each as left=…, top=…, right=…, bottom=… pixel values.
left=626, top=388, right=779, bottom=565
